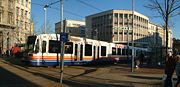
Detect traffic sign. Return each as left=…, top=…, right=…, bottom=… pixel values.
left=60, top=32, right=69, bottom=42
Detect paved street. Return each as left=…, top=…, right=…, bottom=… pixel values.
left=0, top=57, right=177, bottom=87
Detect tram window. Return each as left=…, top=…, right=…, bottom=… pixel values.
left=101, top=46, right=106, bottom=56
left=122, top=49, right=126, bottom=55
left=128, top=49, right=132, bottom=55
left=65, top=42, right=73, bottom=54
left=117, top=48, right=121, bottom=55
left=35, top=39, right=39, bottom=53
left=85, top=44, right=92, bottom=56
left=112, top=47, right=116, bottom=55
left=42, top=41, right=46, bottom=53
left=27, top=36, right=36, bottom=52
left=49, top=40, right=61, bottom=53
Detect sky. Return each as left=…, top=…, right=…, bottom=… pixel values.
left=31, top=0, right=180, bottom=39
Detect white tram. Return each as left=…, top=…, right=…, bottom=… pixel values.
left=23, top=34, right=149, bottom=66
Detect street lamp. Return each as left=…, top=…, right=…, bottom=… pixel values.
left=43, top=4, right=49, bottom=34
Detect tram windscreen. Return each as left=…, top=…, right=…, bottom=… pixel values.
left=27, top=36, right=36, bottom=52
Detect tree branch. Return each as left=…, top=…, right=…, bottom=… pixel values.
left=155, top=0, right=166, bottom=21
left=169, top=5, right=180, bottom=14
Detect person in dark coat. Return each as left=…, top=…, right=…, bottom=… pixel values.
left=164, top=52, right=176, bottom=87
left=175, top=54, right=180, bottom=87
left=139, top=52, right=145, bottom=66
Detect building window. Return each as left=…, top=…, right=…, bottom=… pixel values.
left=0, top=0, right=2, bottom=6
left=124, top=14, right=128, bottom=19
left=25, top=22, right=27, bottom=29
left=25, top=11, right=28, bottom=18
left=21, top=9, right=23, bottom=17
left=114, top=13, right=118, bottom=25
left=0, top=11, right=2, bottom=22
left=8, top=0, right=13, bottom=11
left=21, top=0, right=24, bottom=5
left=8, top=12, right=13, bottom=24
left=25, top=0, right=28, bottom=7
left=16, top=7, right=19, bottom=18
left=16, top=0, right=19, bottom=3
left=16, top=19, right=18, bottom=25
left=21, top=21, right=23, bottom=27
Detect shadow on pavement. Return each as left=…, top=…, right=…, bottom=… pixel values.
left=1, top=57, right=22, bottom=66
left=127, top=74, right=177, bottom=81
left=127, top=75, right=162, bottom=80
left=0, top=67, right=40, bottom=87
left=62, top=79, right=130, bottom=87
left=0, top=57, right=164, bottom=87
left=0, top=59, right=130, bottom=87
left=68, top=68, right=97, bottom=79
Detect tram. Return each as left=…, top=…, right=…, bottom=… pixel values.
left=23, top=34, right=149, bottom=66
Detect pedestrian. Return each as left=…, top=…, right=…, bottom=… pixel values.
left=164, top=52, right=176, bottom=87
left=12, top=44, right=20, bottom=58
left=135, top=56, right=140, bottom=69
left=175, top=54, right=180, bottom=87
left=139, top=52, right=145, bottom=67
left=6, top=49, right=11, bottom=57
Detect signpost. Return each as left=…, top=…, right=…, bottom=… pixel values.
left=60, top=0, right=64, bottom=84
left=60, top=32, right=69, bottom=42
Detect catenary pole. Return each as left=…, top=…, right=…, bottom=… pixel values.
left=60, top=0, right=64, bottom=84
left=131, top=0, right=135, bottom=72
left=127, top=18, right=129, bottom=63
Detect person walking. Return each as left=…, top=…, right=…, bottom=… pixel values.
left=175, top=54, right=180, bottom=87
left=135, top=56, right=140, bottom=69
left=164, top=52, right=176, bottom=87
left=139, top=52, right=145, bottom=67
left=12, top=44, right=20, bottom=58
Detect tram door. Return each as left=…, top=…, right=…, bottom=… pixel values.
left=80, top=45, right=83, bottom=61
left=75, top=44, right=83, bottom=61
left=97, top=46, right=100, bottom=60
left=74, top=44, right=78, bottom=61
left=93, top=46, right=96, bottom=60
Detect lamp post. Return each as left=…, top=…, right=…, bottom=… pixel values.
left=43, top=4, right=49, bottom=34
left=131, top=0, right=135, bottom=72
left=127, top=18, right=130, bottom=61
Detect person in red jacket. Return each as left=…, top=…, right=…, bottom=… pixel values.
left=12, top=44, right=20, bottom=58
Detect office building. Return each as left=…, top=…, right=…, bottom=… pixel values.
left=55, top=20, right=86, bottom=37
left=86, top=9, right=172, bottom=48
left=15, top=0, right=32, bottom=44
left=0, top=0, right=16, bottom=53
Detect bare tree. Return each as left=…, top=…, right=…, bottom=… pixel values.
left=146, top=0, right=180, bottom=56
left=30, top=15, right=37, bottom=35
left=35, top=20, right=54, bottom=34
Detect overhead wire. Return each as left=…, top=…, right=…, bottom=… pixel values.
left=31, top=1, right=84, bottom=19
left=75, top=0, right=103, bottom=11
left=49, top=0, right=60, bottom=6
